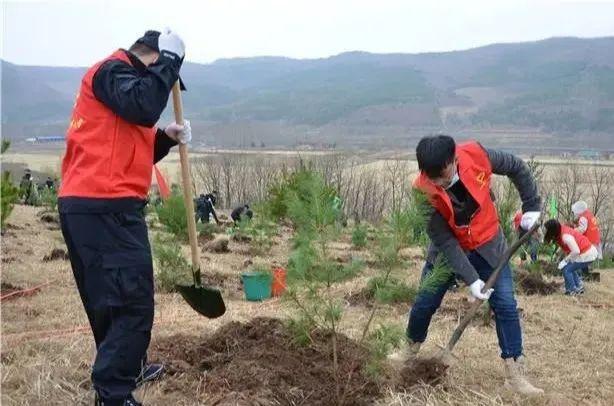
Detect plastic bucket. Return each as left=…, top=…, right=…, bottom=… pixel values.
left=241, top=272, right=272, bottom=301
left=271, top=267, right=287, bottom=296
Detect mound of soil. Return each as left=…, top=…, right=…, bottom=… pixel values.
left=1, top=282, right=22, bottom=296
left=345, top=288, right=374, bottom=308
left=198, top=233, right=215, bottom=244
left=204, top=272, right=243, bottom=298
left=39, top=213, right=59, bottom=224
left=516, top=270, right=560, bottom=295
left=149, top=317, right=380, bottom=405
left=203, top=236, right=230, bottom=253
left=398, top=358, right=448, bottom=390
left=42, top=248, right=69, bottom=262
left=532, top=260, right=559, bottom=276
left=1, top=256, right=16, bottom=264
left=231, top=233, right=251, bottom=243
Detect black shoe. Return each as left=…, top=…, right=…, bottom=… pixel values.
left=95, top=394, right=142, bottom=406
left=136, top=363, right=164, bottom=387
left=124, top=395, right=142, bottom=406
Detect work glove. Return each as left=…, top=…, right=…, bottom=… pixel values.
left=558, top=260, right=568, bottom=270
left=158, top=27, right=185, bottom=59
left=164, top=120, right=191, bottom=144
left=520, top=211, right=540, bottom=231
left=469, top=279, right=494, bottom=301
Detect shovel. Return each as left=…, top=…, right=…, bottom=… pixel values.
left=171, top=81, right=226, bottom=318
left=437, top=221, right=541, bottom=361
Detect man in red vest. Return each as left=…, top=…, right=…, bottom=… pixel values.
left=59, top=29, right=190, bottom=406
left=394, top=135, right=543, bottom=395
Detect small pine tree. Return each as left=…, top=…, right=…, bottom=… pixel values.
left=152, top=233, right=191, bottom=292
left=0, top=140, right=20, bottom=230
left=351, top=222, right=368, bottom=249
left=155, top=192, right=188, bottom=240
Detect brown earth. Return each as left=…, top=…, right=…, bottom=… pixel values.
left=149, top=317, right=381, bottom=405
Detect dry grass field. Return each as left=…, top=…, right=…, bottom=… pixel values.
left=1, top=203, right=613, bottom=405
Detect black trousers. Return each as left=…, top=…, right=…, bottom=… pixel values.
left=60, top=211, right=154, bottom=402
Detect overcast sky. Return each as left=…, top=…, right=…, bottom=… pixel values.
left=2, top=0, right=614, bottom=67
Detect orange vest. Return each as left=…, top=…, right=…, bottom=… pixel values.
left=578, top=210, right=601, bottom=245
left=59, top=50, right=155, bottom=199
left=558, top=225, right=592, bottom=254
left=413, top=141, right=499, bottom=250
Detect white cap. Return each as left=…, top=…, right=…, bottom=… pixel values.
left=571, top=201, right=588, bottom=218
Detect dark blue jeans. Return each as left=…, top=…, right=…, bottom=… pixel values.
left=562, top=261, right=589, bottom=293
left=408, top=251, right=522, bottom=359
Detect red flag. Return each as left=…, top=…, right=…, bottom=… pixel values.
left=154, top=165, right=171, bottom=200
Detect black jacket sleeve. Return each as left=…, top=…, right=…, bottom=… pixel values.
left=485, top=148, right=541, bottom=212
left=92, top=53, right=180, bottom=127
left=153, top=128, right=178, bottom=163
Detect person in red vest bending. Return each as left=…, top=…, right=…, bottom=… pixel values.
left=393, top=135, right=543, bottom=395
left=571, top=200, right=602, bottom=262
left=543, top=219, right=598, bottom=296
left=59, top=29, right=190, bottom=406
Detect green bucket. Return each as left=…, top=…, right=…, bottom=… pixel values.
left=241, top=272, right=272, bottom=301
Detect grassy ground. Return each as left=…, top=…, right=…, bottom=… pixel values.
left=1, top=204, right=613, bottom=405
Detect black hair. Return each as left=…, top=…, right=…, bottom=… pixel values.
left=128, top=42, right=157, bottom=57
left=416, top=134, right=456, bottom=178
left=543, top=219, right=561, bottom=243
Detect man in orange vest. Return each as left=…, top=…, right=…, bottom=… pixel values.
left=59, top=29, right=190, bottom=406
left=394, top=135, right=543, bottom=395
left=571, top=200, right=602, bottom=266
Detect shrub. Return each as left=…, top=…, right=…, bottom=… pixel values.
left=351, top=223, right=368, bottom=249
left=367, top=276, right=417, bottom=304
left=0, top=140, right=20, bottom=230
left=152, top=233, right=191, bottom=292
left=155, top=193, right=188, bottom=240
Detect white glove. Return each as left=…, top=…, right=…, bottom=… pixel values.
left=158, top=27, right=185, bottom=59
left=520, top=211, right=540, bottom=231
left=469, top=279, right=494, bottom=301
left=558, top=260, right=568, bottom=270
left=164, top=119, right=191, bottom=144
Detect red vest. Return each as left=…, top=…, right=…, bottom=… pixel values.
left=578, top=210, right=601, bottom=245
left=558, top=225, right=592, bottom=254
left=59, top=50, right=156, bottom=199
left=413, top=141, right=499, bottom=250
left=512, top=210, right=522, bottom=231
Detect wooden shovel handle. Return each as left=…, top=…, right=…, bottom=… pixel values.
left=444, top=221, right=541, bottom=353
left=171, top=81, right=201, bottom=286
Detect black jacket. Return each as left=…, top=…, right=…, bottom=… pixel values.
left=59, top=50, right=180, bottom=214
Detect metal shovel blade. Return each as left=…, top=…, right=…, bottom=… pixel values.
left=176, top=283, right=226, bottom=319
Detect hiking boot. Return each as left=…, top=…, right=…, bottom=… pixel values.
left=136, top=363, right=164, bottom=387
left=388, top=340, right=421, bottom=369
left=503, top=356, right=544, bottom=396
